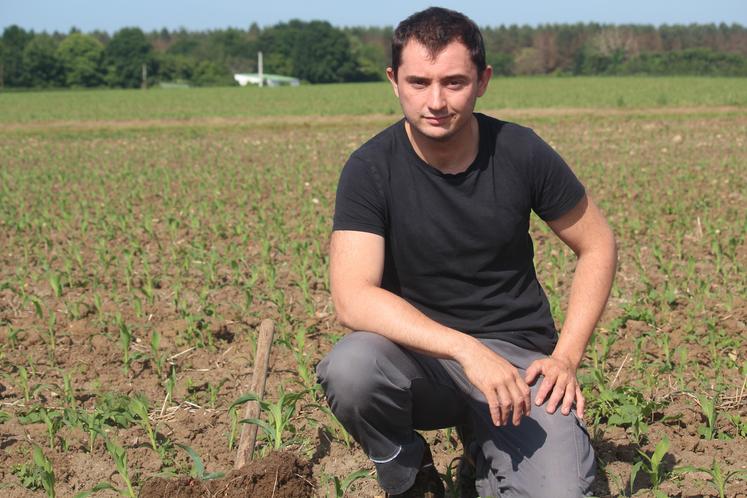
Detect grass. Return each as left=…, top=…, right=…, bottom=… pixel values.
left=0, top=76, right=746, bottom=124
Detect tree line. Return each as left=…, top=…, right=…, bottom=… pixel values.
left=1, top=21, right=746, bottom=89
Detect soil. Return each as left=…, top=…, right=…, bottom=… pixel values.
left=1, top=109, right=746, bottom=497
left=139, top=451, right=315, bottom=498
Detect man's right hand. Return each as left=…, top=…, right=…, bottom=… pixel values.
left=458, top=339, right=532, bottom=427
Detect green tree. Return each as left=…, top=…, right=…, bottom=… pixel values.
left=153, top=52, right=194, bottom=83
left=57, top=33, right=105, bottom=87
left=23, top=34, right=64, bottom=87
left=259, top=20, right=360, bottom=83
left=348, top=33, right=386, bottom=81
left=2, top=25, right=33, bottom=86
left=105, top=27, right=153, bottom=88
left=204, top=28, right=257, bottom=73
left=488, top=52, right=514, bottom=76
left=191, top=60, right=234, bottom=86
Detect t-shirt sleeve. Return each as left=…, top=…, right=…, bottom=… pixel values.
left=527, top=130, right=586, bottom=221
left=332, top=154, right=387, bottom=236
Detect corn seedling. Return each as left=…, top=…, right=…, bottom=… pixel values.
left=103, top=437, right=136, bottom=497
left=49, top=272, right=62, bottom=298
left=62, top=371, right=76, bottom=408
left=129, top=396, right=158, bottom=451
left=116, top=314, right=133, bottom=373
left=323, top=468, right=371, bottom=498
left=150, top=331, right=165, bottom=378
left=696, top=393, right=719, bottom=440
left=631, top=436, right=671, bottom=497
left=78, top=409, right=105, bottom=453
left=230, top=386, right=306, bottom=451
left=177, top=444, right=225, bottom=480
left=45, top=312, right=57, bottom=359
left=314, top=404, right=352, bottom=448
left=40, top=408, right=64, bottom=449
left=676, top=458, right=747, bottom=498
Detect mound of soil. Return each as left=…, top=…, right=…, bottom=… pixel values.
left=139, top=451, right=315, bottom=498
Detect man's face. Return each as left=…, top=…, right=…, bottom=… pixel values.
left=387, top=39, right=491, bottom=143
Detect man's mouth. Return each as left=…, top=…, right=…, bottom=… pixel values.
left=424, top=115, right=451, bottom=125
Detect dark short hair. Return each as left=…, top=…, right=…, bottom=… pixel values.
left=391, top=7, right=486, bottom=78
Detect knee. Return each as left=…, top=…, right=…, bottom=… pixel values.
left=317, top=332, right=403, bottom=411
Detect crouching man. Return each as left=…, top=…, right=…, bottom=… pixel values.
left=317, top=7, right=617, bottom=497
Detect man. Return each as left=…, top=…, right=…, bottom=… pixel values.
left=317, top=7, right=616, bottom=498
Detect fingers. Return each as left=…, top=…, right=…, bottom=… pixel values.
left=508, top=380, right=532, bottom=426
left=534, top=372, right=555, bottom=407
left=524, top=361, right=540, bottom=385
left=560, top=382, right=575, bottom=415
left=484, top=376, right=531, bottom=427
left=485, top=390, right=502, bottom=427
left=495, top=385, right=513, bottom=426
left=513, top=358, right=586, bottom=418
left=575, top=386, right=585, bottom=420
left=545, top=374, right=566, bottom=414
left=543, top=372, right=581, bottom=415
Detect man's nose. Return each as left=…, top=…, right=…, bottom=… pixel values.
left=427, top=84, right=446, bottom=110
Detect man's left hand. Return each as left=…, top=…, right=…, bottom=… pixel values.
left=524, top=356, right=584, bottom=419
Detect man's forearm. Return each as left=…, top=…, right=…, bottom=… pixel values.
left=552, top=237, right=617, bottom=369
left=335, top=284, right=480, bottom=364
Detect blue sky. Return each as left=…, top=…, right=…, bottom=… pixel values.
left=2, top=0, right=746, bottom=33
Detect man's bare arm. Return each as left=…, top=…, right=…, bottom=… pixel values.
left=524, top=194, right=617, bottom=418
left=330, top=230, right=531, bottom=426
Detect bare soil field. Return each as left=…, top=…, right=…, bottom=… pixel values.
left=0, top=107, right=745, bottom=497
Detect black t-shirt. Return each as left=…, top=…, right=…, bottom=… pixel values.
left=333, top=112, right=585, bottom=355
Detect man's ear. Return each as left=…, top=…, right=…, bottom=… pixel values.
left=386, top=67, right=400, bottom=98
left=477, top=65, right=493, bottom=98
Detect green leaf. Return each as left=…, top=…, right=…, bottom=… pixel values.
left=229, top=392, right=262, bottom=409
left=177, top=444, right=206, bottom=479
left=340, top=469, right=371, bottom=494
left=673, top=465, right=703, bottom=475
left=49, top=274, right=62, bottom=298
left=73, top=482, right=120, bottom=498
left=32, top=298, right=44, bottom=319
left=629, top=460, right=643, bottom=494
left=239, top=417, right=275, bottom=440
left=651, top=436, right=670, bottom=469
left=32, top=446, right=46, bottom=468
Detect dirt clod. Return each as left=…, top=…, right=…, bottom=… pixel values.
left=139, top=451, right=315, bottom=498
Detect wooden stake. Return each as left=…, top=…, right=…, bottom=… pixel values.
left=235, top=319, right=275, bottom=469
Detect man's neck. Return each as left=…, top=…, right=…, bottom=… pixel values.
left=404, top=114, right=480, bottom=175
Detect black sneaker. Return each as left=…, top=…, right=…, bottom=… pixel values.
left=386, top=435, right=444, bottom=498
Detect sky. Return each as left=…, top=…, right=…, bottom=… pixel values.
left=2, top=0, right=746, bottom=33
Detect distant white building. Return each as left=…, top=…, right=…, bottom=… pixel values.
left=234, top=73, right=300, bottom=87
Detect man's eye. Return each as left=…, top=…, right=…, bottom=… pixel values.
left=411, top=81, right=426, bottom=88
left=447, top=80, right=465, bottom=88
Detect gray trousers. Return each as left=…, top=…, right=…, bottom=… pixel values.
left=316, top=331, right=595, bottom=497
